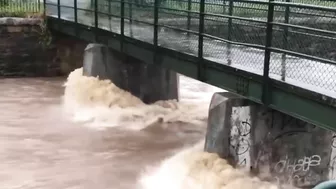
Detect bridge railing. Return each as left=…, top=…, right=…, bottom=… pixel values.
left=44, top=0, right=336, bottom=129
left=0, top=0, right=41, bottom=16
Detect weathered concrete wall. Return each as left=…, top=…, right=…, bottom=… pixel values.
left=205, top=92, right=336, bottom=188
left=0, top=17, right=87, bottom=77
left=83, top=43, right=179, bottom=104
left=51, top=32, right=88, bottom=74
left=250, top=105, right=333, bottom=188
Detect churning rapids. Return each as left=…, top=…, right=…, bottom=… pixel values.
left=0, top=67, right=287, bottom=189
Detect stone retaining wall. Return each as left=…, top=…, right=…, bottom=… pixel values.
left=0, top=17, right=87, bottom=77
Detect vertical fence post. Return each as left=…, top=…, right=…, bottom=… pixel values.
left=129, top=0, right=133, bottom=24
left=281, top=0, right=289, bottom=81
left=153, top=0, right=159, bottom=66
left=129, top=0, right=133, bottom=37
left=121, top=0, right=125, bottom=51
left=198, top=0, right=205, bottom=81
left=187, top=0, right=192, bottom=36
left=108, top=0, right=112, bottom=30
left=57, top=0, right=60, bottom=18
left=38, top=0, right=40, bottom=13
left=43, top=0, right=46, bottom=17
left=94, top=0, right=98, bottom=28
left=226, top=0, right=233, bottom=65
left=222, top=0, right=226, bottom=14
left=262, top=0, right=275, bottom=104
left=154, top=0, right=159, bottom=46
left=94, top=0, right=98, bottom=42
left=74, top=0, right=78, bottom=23
left=227, top=0, right=233, bottom=39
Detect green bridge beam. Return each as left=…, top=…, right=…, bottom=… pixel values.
left=47, top=17, right=336, bottom=132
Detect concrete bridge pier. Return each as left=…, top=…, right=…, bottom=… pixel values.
left=205, top=92, right=335, bottom=188
left=82, top=43, right=179, bottom=104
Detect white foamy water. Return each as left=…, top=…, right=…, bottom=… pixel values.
left=138, top=139, right=281, bottom=189
left=0, top=64, right=288, bottom=189
left=61, top=68, right=289, bottom=189
left=63, top=68, right=223, bottom=130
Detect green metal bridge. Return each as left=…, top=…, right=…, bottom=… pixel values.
left=2, top=0, right=336, bottom=187
left=44, top=0, right=336, bottom=132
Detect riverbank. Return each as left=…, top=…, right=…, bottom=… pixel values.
left=0, top=17, right=86, bottom=77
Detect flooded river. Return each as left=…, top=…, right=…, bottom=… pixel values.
left=0, top=68, right=283, bottom=189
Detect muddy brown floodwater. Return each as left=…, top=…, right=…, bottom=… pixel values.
left=0, top=74, right=218, bottom=189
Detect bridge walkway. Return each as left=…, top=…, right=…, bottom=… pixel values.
left=45, top=0, right=336, bottom=131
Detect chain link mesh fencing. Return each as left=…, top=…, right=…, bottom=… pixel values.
left=45, top=0, right=336, bottom=96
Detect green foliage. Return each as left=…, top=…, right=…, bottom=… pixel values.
left=0, top=0, right=50, bottom=47
left=0, top=0, right=9, bottom=6
left=37, top=17, right=53, bottom=49
left=0, top=11, right=26, bottom=17
left=0, top=0, right=41, bottom=17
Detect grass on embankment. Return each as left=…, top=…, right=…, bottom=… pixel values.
left=0, top=1, right=43, bottom=17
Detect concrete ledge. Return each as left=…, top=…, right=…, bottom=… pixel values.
left=0, top=17, right=42, bottom=26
